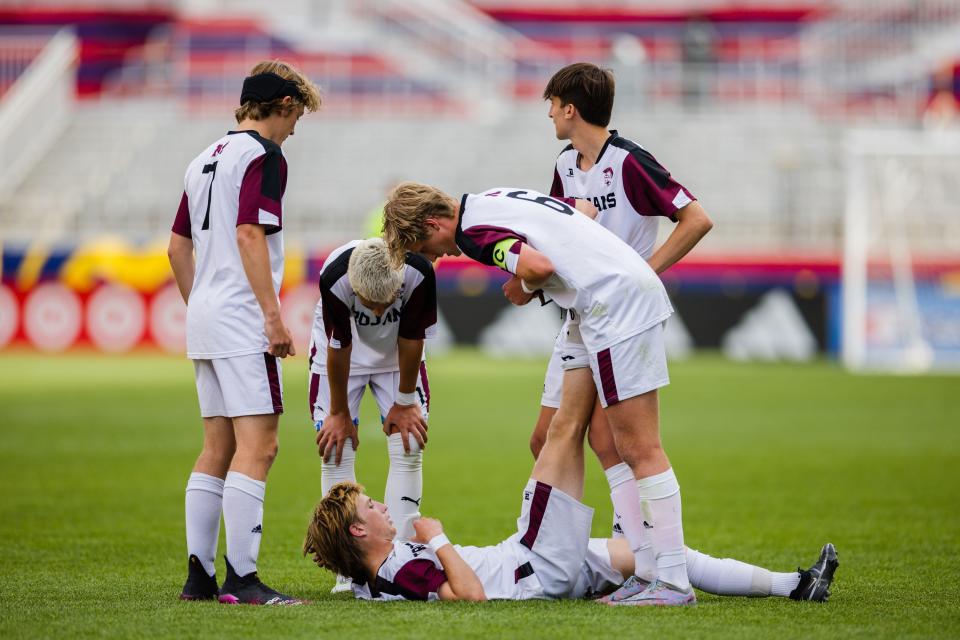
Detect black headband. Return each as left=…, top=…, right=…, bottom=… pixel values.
left=239, top=72, right=303, bottom=106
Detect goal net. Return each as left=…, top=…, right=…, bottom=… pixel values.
left=842, top=129, right=960, bottom=373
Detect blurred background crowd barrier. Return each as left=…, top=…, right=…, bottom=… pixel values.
left=0, top=0, right=958, bottom=371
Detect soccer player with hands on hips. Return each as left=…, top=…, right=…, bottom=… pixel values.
left=531, top=62, right=716, bottom=604
left=167, top=60, right=320, bottom=605
left=307, top=237, right=437, bottom=591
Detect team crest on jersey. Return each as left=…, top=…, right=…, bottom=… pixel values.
left=212, top=142, right=229, bottom=157
left=603, top=167, right=613, bottom=186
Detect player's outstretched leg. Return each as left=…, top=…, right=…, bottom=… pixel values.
left=789, top=543, right=839, bottom=602
left=531, top=368, right=596, bottom=498
left=600, top=539, right=839, bottom=603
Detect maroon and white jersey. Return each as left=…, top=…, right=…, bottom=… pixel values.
left=550, top=131, right=696, bottom=259
left=455, top=188, right=672, bottom=353
left=172, top=130, right=287, bottom=359
left=308, top=241, right=437, bottom=375
left=351, top=539, right=533, bottom=602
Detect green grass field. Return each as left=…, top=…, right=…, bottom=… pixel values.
left=0, top=350, right=957, bottom=638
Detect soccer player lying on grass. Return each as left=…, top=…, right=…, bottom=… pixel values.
left=380, top=182, right=701, bottom=605
left=302, top=372, right=839, bottom=603
left=307, top=237, right=436, bottom=591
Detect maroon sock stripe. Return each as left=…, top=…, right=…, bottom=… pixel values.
left=263, top=353, right=283, bottom=414
left=418, top=361, right=431, bottom=411
left=520, top=481, right=552, bottom=550
left=308, top=372, right=320, bottom=419
left=597, top=348, right=619, bottom=406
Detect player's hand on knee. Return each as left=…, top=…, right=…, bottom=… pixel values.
left=412, top=517, right=443, bottom=543
left=316, top=413, right=358, bottom=465
left=384, top=404, right=428, bottom=452
left=502, top=277, right=535, bottom=306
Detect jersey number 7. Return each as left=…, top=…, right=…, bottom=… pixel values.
left=200, top=161, right=218, bottom=230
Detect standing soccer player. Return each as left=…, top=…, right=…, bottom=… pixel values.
left=533, top=62, right=713, bottom=603
left=167, top=61, right=320, bottom=604
left=382, top=183, right=695, bottom=605
left=306, top=238, right=436, bottom=589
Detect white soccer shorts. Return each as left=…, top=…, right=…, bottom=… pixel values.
left=193, top=352, right=283, bottom=418
left=510, top=479, right=595, bottom=599
left=588, top=322, right=670, bottom=408
left=540, top=316, right=591, bottom=408
left=309, top=364, right=430, bottom=426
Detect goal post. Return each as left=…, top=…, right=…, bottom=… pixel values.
left=842, top=129, right=960, bottom=373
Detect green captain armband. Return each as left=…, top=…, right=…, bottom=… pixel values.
left=492, top=238, right=520, bottom=272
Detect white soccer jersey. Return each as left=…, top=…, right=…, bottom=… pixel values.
left=172, top=130, right=287, bottom=359
left=308, top=241, right=437, bottom=376
left=351, top=540, right=533, bottom=602
left=550, top=131, right=697, bottom=259
left=455, top=188, right=673, bottom=353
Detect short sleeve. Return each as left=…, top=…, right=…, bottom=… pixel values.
left=320, top=275, right=353, bottom=348
left=399, top=254, right=438, bottom=340
left=622, top=149, right=696, bottom=221
left=391, top=559, right=448, bottom=601
left=238, top=147, right=287, bottom=231
left=549, top=167, right=564, bottom=198
left=171, top=191, right=191, bottom=238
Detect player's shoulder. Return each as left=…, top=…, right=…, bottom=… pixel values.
left=403, top=251, right=434, bottom=278
left=319, top=241, right=359, bottom=286
left=555, top=143, right=576, bottom=165
left=607, top=132, right=665, bottom=168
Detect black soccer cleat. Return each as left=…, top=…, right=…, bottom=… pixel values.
left=790, top=543, right=839, bottom=602
left=218, top=557, right=303, bottom=605
left=179, top=554, right=219, bottom=601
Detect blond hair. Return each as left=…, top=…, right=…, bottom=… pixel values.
left=235, top=60, right=322, bottom=123
left=382, top=182, right=456, bottom=268
left=303, top=482, right=369, bottom=582
left=348, top=238, right=403, bottom=304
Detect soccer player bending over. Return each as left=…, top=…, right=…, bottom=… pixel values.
left=168, top=60, right=320, bottom=605
left=303, top=409, right=838, bottom=602
left=377, top=183, right=839, bottom=605
left=307, top=238, right=436, bottom=592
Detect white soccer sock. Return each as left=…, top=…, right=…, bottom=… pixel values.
left=185, top=472, right=224, bottom=577
left=321, top=438, right=357, bottom=495
left=770, top=570, right=803, bottom=597
left=605, top=463, right=657, bottom=583
left=636, top=467, right=690, bottom=591
left=686, top=548, right=779, bottom=596
left=385, top=432, right=423, bottom=540
left=223, top=471, right=266, bottom=577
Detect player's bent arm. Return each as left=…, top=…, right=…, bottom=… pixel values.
left=434, top=546, right=487, bottom=602
left=515, top=244, right=555, bottom=290
left=167, top=233, right=195, bottom=304
left=646, top=201, right=713, bottom=274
